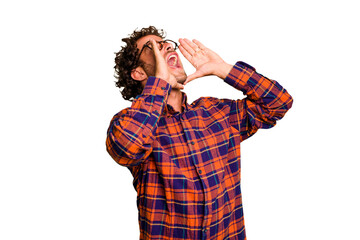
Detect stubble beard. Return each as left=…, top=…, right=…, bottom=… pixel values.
left=142, top=63, right=187, bottom=85
left=175, top=70, right=187, bottom=84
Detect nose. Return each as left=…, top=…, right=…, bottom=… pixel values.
left=163, top=42, right=174, bottom=52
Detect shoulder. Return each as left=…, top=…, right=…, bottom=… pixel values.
left=191, top=97, right=231, bottom=111
left=110, top=108, right=130, bottom=122
left=191, top=96, right=218, bottom=107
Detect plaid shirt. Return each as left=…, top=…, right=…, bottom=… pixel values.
left=106, top=62, right=293, bottom=240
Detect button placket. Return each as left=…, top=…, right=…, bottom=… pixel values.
left=180, top=111, right=211, bottom=238
left=202, top=227, right=208, bottom=239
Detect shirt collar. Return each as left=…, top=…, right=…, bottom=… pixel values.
left=164, top=92, right=189, bottom=115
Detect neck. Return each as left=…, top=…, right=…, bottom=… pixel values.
left=167, top=89, right=183, bottom=113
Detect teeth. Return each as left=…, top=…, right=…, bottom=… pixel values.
left=168, top=55, right=177, bottom=66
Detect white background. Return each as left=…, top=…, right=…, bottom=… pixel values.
left=1, top=0, right=359, bottom=239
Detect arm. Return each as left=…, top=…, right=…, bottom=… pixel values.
left=179, top=39, right=293, bottom=141
left=107, top=38, right=183, bottom=167
left=223, top=61, right=293, bottom=141
left=106, top=77, right=171, bottom=167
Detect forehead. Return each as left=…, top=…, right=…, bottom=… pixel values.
left=136, top=35, right=163, bottom=50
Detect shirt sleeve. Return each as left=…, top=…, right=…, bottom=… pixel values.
left=106, top=77, right=171, bottom=167
left=223, top=61, right=293, bottom=142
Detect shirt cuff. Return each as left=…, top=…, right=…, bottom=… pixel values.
left=141, top=77, right=172, bottom=96
left=224, top=61, right=257, bottom=92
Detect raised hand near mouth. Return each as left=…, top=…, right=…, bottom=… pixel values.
left=179, top=38, right=233, bottom=85
left=150, top=39, right=184, bottom=90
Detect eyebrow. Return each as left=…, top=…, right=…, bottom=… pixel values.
left=143, top=40, right=162, bottom=49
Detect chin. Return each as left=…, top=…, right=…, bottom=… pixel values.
left=176, top=74, right=187, bottom=84
left=171, top=68, right=187, bottom=83
left=177, top=79, right=186, bottom=84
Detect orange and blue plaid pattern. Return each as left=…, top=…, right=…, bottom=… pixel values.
left=106, top=62, right=293, bottom=239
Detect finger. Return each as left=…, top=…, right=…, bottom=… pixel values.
left=174, top=83, right=185, bottom=90
left=150, top=39, right=161, bottom=58
left=192, top=39, right=206, bottom=50
left=179, top=38, right=196, bottom=55
left=179, top=45, right=193, bottom=63
left=184, top=38, right=200, bottom=51
left=150, top=39, right=168, bottom=75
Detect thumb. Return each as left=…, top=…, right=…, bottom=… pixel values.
left=184, top=71, right=203, bottom=85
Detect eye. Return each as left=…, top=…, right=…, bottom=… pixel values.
left=145, top=41, right=152, bottom=49
left=163, top=40, right=176, bottom=51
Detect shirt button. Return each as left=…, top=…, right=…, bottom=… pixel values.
left=199, top=170, right=202, bottom=174
left=161, top=87, right=166, bottom=90
left=154, top=110, right=158, bottom=114
left=190, top=141, right=195, bottom=145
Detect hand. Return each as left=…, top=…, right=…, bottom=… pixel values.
left=179, top=38, right=233, bottom=85
left=150, top=39, right=184, bottom=90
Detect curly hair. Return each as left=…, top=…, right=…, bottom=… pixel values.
left=114, top=26, right=166, bottom=101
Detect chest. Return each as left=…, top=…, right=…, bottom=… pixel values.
left=155, top=107, right=232, bottom=166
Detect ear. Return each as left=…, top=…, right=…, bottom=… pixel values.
left=131, top=67, right=148, bottom=82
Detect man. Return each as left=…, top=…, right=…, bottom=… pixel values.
left=106, top=26, right=293, bottom=240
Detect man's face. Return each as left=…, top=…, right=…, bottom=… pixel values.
left=136, top=35, right=187, bottom=84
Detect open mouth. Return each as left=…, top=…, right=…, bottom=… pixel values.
left=167, top=53, right=178, bottom=67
